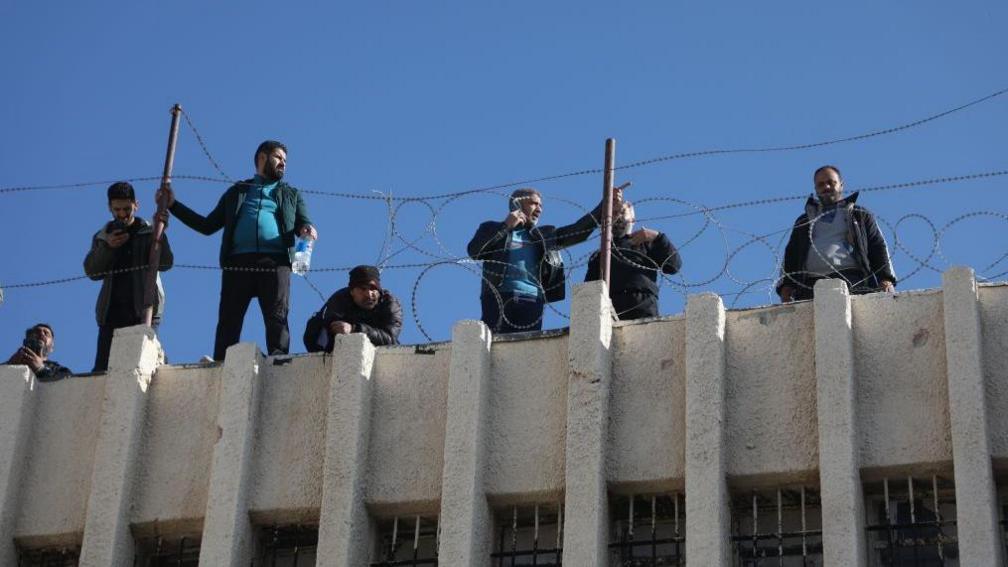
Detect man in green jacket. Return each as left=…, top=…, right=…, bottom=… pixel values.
left=159, top=140, right=318, bottom=360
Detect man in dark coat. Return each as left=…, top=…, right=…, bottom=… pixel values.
left=467, top=187, right=620, bottom=334
left=6, top=323, right=72, bottom=382
left=304, top=265, right=403, bottom=350
left=585, top=201, right=682, bottom=320
left=777, top=165, right=896, bottom=302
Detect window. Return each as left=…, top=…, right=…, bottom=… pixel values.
left=864, top=475, right=958, bottom=566
left=730, top=486, right=823, bottom=566
left=16, top=545, right=80, bottom=567
left=609, top=492, right=685, bottom=566
left=491, top=503, right=564, bottom=566
left=371, top=514, right=439, bottom=566
left=255, top=524, right=318, bottom=566
left=133, top=534, right=200, bottom=566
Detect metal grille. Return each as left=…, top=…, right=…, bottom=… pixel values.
left=16, top=545, right=80, bottom=566
left=730, top=486, right=823, bottom=566
left=255, top=524, right=318, bottom=566
left=371, top=514, right=439, bottom=566
left=133, top=535, right=200, bottom=566
left=609, top=492, right=685, bottom=566
left=1001, top=486, right=1008, bottom=561
left=864, top=475, right=959, bottom=566
left=491, top=503, right=564, bottom=566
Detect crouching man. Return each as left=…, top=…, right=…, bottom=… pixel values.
left=6, top=323, right=72, bottom=382
left=303, top=265, right=403, bottom=350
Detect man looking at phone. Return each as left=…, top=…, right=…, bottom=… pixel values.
left=467, top=187, right=621, bottom=334
left=84, top=181, right=173, bottom=372
left=5, top=323, right=72, bottom=382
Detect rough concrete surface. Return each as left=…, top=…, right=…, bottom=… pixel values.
left=979, top=284, right=1008, bottom=460
left=608, top=317, right=686, bottom=488
left=485, top=335, right=569, bottom=498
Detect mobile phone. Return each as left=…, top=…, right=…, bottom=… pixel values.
left=22, top=337, right=44, bottom=356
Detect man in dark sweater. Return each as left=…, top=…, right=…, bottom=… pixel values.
left=6, top=323, right=72, bottom=382
left=84, top=182, right=173, bottom=371
left=584, top=201, right=682, bottom=320
left=159, top=140, right=318, bottom=360
left=304, top=265, right=403, bottom=350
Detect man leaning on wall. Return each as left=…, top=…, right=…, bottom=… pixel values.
left=777, top=165, right=896, bottom=302
left=5, top=323, right=72, bottom=382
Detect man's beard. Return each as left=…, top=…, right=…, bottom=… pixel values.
left=264, top=164, right=284, bottom=181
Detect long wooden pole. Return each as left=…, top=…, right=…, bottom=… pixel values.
left=142, top=103, right=182, bottom=326
left=600, top=138, right=616, bottom=289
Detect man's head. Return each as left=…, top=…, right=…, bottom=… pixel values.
left=348, top=265, right=382, bottom=310
left=254, top=140, right=288, bottom=181
left=509, top=188, right=543, bottom=227
left=107, top=182, right=139, bottom=227
left=813, top=165, right=844, bottom=206
left=613, top=201, right=635, bottom=238
left=24, top=323, right=54, bottom=358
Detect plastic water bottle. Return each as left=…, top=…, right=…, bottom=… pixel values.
left=292, top=236, right=314, bottom=276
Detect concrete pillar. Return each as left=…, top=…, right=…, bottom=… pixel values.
left=942, top=267, right=1004, bottom=565
left=562, top=281, right=614, bottom=566
left=199, top=342, right=263, bottom=567
left=684, top=293, right=729, bottom=567
left=813, top=279, right=866, bottom=567
left=437, top=320, right=493, bottom=565
left=80, top=325, right=162, bottom=566
left=0, top=366, right=37, bottom=565
left=315, top=334, right=376, bottom=566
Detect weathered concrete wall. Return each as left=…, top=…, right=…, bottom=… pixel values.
left=2, top=271, right=1006, bottom=566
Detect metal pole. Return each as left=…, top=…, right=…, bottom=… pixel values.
left=142, top=103, right=182, bottom=326
left=600, top=138, right=616, bottom=289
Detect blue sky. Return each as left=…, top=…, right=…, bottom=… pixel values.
left=2, top=2, right=1006, bottom=371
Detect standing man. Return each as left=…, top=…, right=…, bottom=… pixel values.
left=467, top=187, right=618, bottom=334
left=584, top=201, right=682, bottom=320
left=159, top=140, right=318, bottom=360
left=777, top=165, right=896, bottom=302
left=84, top=182, right=173, bottom=372
left=6, top=323, right=72, bottom=382
left=303, top=265, right=403, bottom=350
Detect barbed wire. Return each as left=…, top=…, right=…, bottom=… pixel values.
left=2, top=88, right=1007, bottom=345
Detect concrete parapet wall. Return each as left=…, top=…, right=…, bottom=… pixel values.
left=1, top=270, right=1005, bottom=564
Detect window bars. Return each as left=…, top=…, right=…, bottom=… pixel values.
left=608, top=492, right=685, bottom=566
left=132, top=534, right=200, bottom=566
left=491, top=503, right=564, bottom=566
left=371, top=514, right=439, bottom=566
left=730, top=486, right=823, bottom=567
left=254, top=524, right=318, bottom=567
left=864, top=475, right=959, bottom=566
left=16, top=545, right=80, bottom=567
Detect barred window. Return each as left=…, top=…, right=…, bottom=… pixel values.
left=255, top=524, right=318, bottom=566
left=730, top=486, right=823, bottom=566
left=16, top=545, right=80, bottom=567
left=133, top=534, right=201, bottom=566
left=371, top=514, right=439, bottom=566
left=864, top=475, right=959, bottom=566
left=491, top=503, right=564, bottom=566
left=609, top=492, right=685, bottom=566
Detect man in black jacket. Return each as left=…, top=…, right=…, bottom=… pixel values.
left=6, top=323, right=72, bottom=382
left=467, top=187, right=619, bottom=334
left=158, top=140, right=318, bottom=360
left=584, top=201, right=682, bottom=320
left=304, top=265, right=403, bottom=349
left=777, top=165, right=896, bottom=302
left=84, top=182, right=173, bottom=372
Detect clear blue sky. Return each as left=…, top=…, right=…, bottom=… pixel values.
left=2, top=2, right=1006, bottom=371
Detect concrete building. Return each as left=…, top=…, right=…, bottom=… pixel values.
left=1, top=266, right=1006, bottom=566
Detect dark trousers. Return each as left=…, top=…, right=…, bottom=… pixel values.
left=214, top=254, right=291, bottom=361
left=93, top=307, right=158, bottom=372
left=792, top=268, right=877, bottom=301
left=611, top=290, right=658, bottom=321
left=480, top=292, right=545, bottom=334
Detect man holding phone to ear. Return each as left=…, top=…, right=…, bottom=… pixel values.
left=84, top=181, right=173, bottom=372
left=467, top=186, right=621, bottom=334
